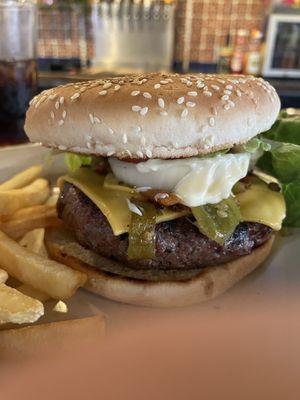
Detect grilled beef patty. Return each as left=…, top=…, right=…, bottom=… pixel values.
left=57, top=182, right=273, bottom=279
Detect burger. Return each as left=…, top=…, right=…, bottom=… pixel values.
left=25, top=73, right=286, bottom=307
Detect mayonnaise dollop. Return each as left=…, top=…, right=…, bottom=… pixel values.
left=109, top=153, right=251, bottom=207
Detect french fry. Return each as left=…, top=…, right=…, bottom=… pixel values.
left=0, top=165, right=42, bottom=191
left=0, top=316, right=105, bottom=358
left=53, top=300, right=68, bottom=313
left=17, top=284, right=49, bottom=303
left=46, top=186, right=60, bottom=206
left=0, top=178, right=50, bottom=216
left=0, top=268, right=8, bottom=283
left=0, top=205, right=61, bottom=240
left=19, top=228, right=48, bottom=257
left=0, top=283, right=44, bottom=325
left=0, top=230, right=87, bottom=299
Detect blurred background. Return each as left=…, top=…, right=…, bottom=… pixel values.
left=1, top=0, right=300, bottom=144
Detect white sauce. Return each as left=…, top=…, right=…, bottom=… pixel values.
left=109, top=153, right=251, bottom=207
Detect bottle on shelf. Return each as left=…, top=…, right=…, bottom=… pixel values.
left=245, top=29, right=263, bottom=76
left=230, top=29, right=249, bottom=74
left=217, top=34, right=233, bottom=74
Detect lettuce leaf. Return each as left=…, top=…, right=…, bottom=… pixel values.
left=241, top=137, right=271, bottom=153
left=271, top=143, right=300, bottom=183
left=258, top=111, right=300, bottom=227
left=282, top=182, right=300, bottom=227
left=263, top=113, right=300, bottom=146
left=65, top=153, right=92, bottom=172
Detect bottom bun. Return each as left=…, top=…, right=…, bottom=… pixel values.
left=45, top=228, right=274, bottom=308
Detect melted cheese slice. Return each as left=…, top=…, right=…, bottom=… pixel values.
left=60, top=169, right=286, bottom=235
left=236, top=180, right=286, bottom=231
left=60, top=169, right=190, bottom=236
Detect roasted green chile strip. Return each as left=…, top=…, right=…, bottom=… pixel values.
left=191, top=197, right=242, bottom=245
left=127, top=201, right=157, bottom=260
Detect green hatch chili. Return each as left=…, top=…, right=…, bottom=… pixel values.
left=127, top=201, right=157, bottom=260
left=191, top=196, right=242, bottom=245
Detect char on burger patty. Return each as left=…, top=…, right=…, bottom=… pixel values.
left=57, top=182, right=273, bottom=280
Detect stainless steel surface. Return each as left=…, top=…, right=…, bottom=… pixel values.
left=90, top=1, right=175, bottom=71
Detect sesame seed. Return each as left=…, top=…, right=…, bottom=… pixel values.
left=59, top=97, right=64, bottom=105
left=223, top=104, right=230, bottom=111
left=160, top=80, right=169, bottom=84
left=226, top=85, right=233, bottom=90
left=55, top=101, right=60, bottom=110
left=89, top=113, right=94, bottom=124
left=58, top=120, right=64, bottom=126
left=103, top=82, right=112, bottom=89
left=126, top=150, right=132, bottom=157
left=217, top=79, right=225, bottom=84
left=94, top=116, right=102, bottom=124
left=50, top=111, right=55, bottom=120
left=177, top=96, right=185, bottom=104
left=209, top=117, right=215, bottom=126
left=135, top=126, right=142, bottom=133
left=223, top=90, right=232, bottom=95
left=188, top=91, right=197, bottom=97
left=203, top=91, right=212, bottom=97
left=211, top=106, right=218, bottom=116
left=143, top=92, right=152, bottom=99
left=80, top=87, right=86, bottom=93
left=108, top=127, right=114, bottom=135
left=137, top=151, right=144, bottom=158
left=160, top=111, right=168, bottom=116
left=186, top=101, right=196, bottom=108
left=197, top=82, right=205, bottom=88
left=122, top=134, right=128, bottom=144
left=71, top=93, right=80, bottom=101
left=186, top=81, right=193, bottom=87
left=211, top=85, right=220, bottom=91
left=107, top=151, right=115, bottom=156
left=236, top=90, right=242, bottom=97
left=228, top=100, right=235, bottom=108
left=114, top=85, right=121, bottom=91
left=99, top=90, right=107, bottom=96
left=132, top=105, right=141, bottom=112
left=158, top=98, right=165, bottom=109
left=140, top=107, right=148, bottom=116
left=146, top=149, right=152, bottom=158
left=154, top=84, right=161, bottom=89
left=62, top=110, right=67, bottom=119
left=222, top=95, right=229, bottom=101
left=49, top=94, right=58, bottom=100
left=181, top=108, right=188, bottom=118
left=131, top=90, right=140, bottom=96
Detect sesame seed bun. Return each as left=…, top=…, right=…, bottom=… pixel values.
left=45, top=228, right=274, bottom=308
left=25, top=73, right=280, bottom=160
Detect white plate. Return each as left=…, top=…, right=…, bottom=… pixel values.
left=1, top=144, right=300, bottom=333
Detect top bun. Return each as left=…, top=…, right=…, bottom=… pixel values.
left=25, top=73, right=280, bottom=160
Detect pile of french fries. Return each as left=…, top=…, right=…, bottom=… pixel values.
left=0, top=165, right=104, bottom=356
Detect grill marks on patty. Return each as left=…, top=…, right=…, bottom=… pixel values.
left=57, top=183, right=273, bottom=276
